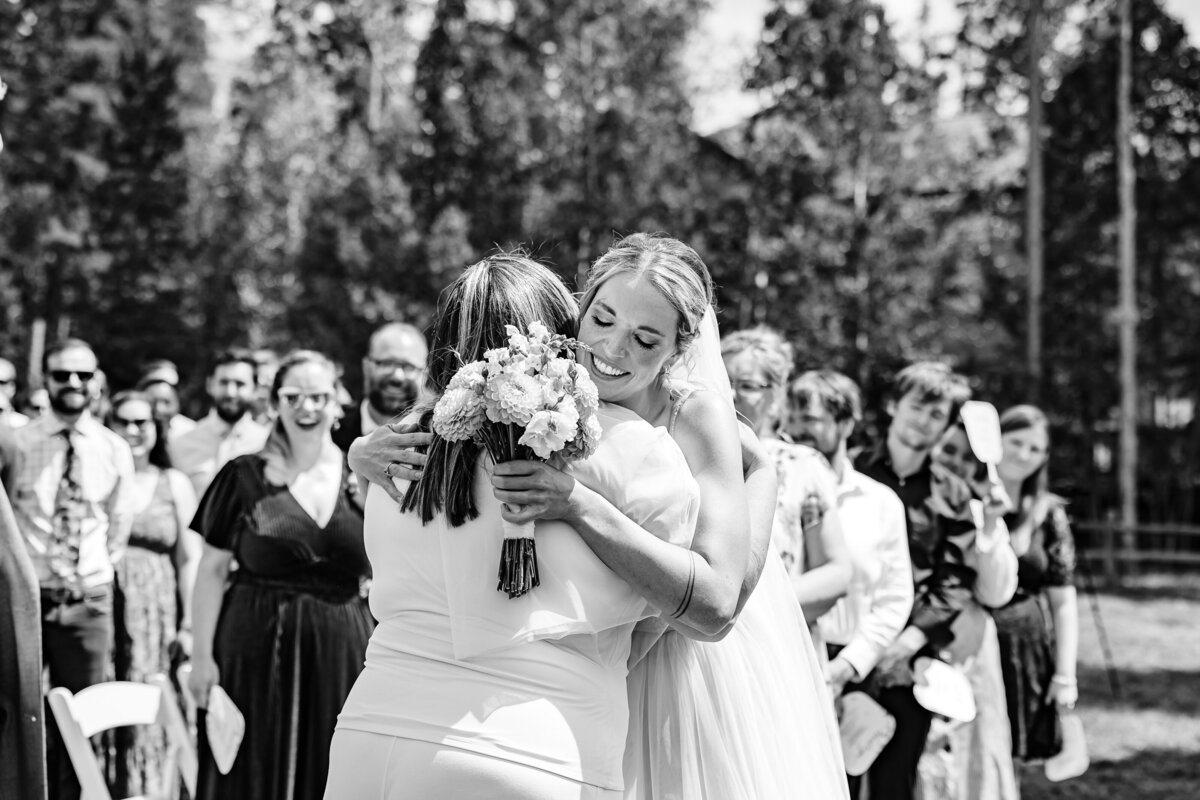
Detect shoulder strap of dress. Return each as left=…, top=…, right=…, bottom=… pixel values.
left=668, top=385, right=700, bottom=436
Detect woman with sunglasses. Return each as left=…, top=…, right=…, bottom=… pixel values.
left=189, top=350, right=373, bottom=800
left=101, top=390, right=201, bottom=797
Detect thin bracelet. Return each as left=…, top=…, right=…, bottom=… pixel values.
left=1050, top=674, right=1077, bottom=686
left=671, top=553, right=696, bottom=619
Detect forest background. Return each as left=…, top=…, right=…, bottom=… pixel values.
left=2, top=0, right=1200, bottom=525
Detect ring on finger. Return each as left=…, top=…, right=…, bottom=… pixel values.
left=384, top=461, right=400, bottom=479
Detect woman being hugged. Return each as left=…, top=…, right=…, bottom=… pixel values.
left=490, top=233, right=847, bottom=799
left=992, top=406, right=1081, bottom=764
left=189, top=350, right=373, bottom=800
left=326, top=254, right=702, bottom=800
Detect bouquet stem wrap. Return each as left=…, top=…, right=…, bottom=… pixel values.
left=498, top=517, right=539, bottom=598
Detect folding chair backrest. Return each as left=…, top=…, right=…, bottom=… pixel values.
left=48, top=675, right=197, bottom=800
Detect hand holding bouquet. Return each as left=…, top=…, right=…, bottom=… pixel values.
left=432, top=322, right=602, bottom=598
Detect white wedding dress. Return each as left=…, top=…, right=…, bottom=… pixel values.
left=620, top=309, right=849, bottom=800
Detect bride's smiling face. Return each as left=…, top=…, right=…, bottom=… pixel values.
left=578, top=273, right=680, bottom=405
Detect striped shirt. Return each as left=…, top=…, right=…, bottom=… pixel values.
left=9, top=412, right=135, bottom=590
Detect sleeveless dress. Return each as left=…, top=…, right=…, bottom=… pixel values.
left=106, top=469, right=180, bottom=798
left=623, top=390, right=850, bottom=800
left=192, top=454, right=374, bottom=800
left=993, top=501, right=1076, bottom=760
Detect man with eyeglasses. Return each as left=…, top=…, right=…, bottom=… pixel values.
left=7, top=338, right=135, bottom=800
left=333, top=322, right=428, bottom=453
left=169, top=348, right=269, bottom=498
left=0, top=357, right=29, bottom=429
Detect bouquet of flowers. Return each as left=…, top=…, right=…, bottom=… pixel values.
left=432, top=321, right=603, bottom=598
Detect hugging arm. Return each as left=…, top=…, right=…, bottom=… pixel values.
left=346, top=422, right=432, bottom=503
left=494, top=391, right=755, bottom=638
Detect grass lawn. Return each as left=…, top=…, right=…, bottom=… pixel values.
left=1019, top=573, right=1200, bottom=799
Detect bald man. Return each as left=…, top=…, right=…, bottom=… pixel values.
left=332, top=323, right=428, bottom=452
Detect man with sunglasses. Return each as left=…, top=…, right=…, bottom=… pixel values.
left=332, top=322, right=427, bottom=453
left=169, top=348, right=269, bottom=498
left=7, top=339, right=136, bottom=800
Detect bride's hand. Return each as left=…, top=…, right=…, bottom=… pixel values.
left=347, top=422, right=433, bottom=504
left=490, top=460, right=576, bottom=523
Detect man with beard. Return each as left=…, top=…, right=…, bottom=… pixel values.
left=169, top=348, right=269, bottom=498
left=332, top=322, right=427, bottom=453
left=788, top=369, right=913, bottom=794
left=8, top=339, right=135, bottom=800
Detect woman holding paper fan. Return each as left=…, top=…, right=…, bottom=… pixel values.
left=993, top=405, right=1085, bottom=775
left=326, top=254, right=702, bottom=799
left=189, top=350, right=372, bottom=800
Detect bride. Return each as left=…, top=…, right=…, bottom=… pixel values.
left=354, top=234, right=849, bottom=798
left=491, top=233, right=848, bottom=799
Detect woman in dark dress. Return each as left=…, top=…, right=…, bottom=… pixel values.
left=104, top=391, right=200, bottom=797
left=188, top=350, right=373, bottom=800
left=992, top=405, right=1079, bottom=761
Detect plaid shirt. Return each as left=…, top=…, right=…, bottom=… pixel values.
left=9, top=412, right=135, bottom=590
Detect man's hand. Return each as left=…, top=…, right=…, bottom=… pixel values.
left=826, top=656, right=858, bottom=698
left=874, top=626, right=927, bottom=679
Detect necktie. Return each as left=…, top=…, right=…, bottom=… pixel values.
left=50, top=428, right=85, bottom=583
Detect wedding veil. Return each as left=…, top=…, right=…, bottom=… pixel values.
left=670, top=306, right=734, bottom=406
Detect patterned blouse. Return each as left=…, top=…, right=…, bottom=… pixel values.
left=763, top=438, right=839, bottom=578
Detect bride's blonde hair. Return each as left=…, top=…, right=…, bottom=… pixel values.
left=579, top=232, right=714, bottom=358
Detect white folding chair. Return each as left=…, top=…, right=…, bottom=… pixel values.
left=47, top=673, right=198, bottom=800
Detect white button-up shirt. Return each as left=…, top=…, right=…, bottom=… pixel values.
left=9, top=412, right=136, bottom=590
left=168, top=409, right=269, bottom=499
left=818, top=464, right=914, bottom=680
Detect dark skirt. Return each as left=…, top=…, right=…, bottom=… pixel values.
left=993, top=595, right=1061, bottom=761
left=196, top=579, right=374, bottom=800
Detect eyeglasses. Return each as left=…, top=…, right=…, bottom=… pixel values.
left=731, top=380, right=777, bottom=397
left=113, top=416, right=154, bottom=429
left=367, top=358, right=422, bottom=374
left=277, top=390, right=333, bottom=411
left=48, top=370, right=96, bottom=384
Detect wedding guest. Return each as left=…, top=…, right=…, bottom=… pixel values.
left=169, top=348, right=269, bottom=497
left=720, top=328, right=851, bottom=635
left=789, top=371, right=913, bottom=691
left=332, top=323, right=428, bottom=453
left=993, top=405, right=1080, bottom=762
left=327, top=254, right=701, bottom=799
left=136, top=359, right=196, bottom=440
left=250, top=348, right=280, bottom=426
left=857, top=362, right=1013, bottom=800
left=103, top=391, right=200, bottom=798
left=21, top=387, right=50, bottom=420
left=0, top=357, right=29, bottom=428
left=8, top=339, right=135, bottom=800
left=89, top=368, right=112, bottom=421
left=189, top=350, right=372, bottom=800
left=923, top=419, right=1019, bottom=800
